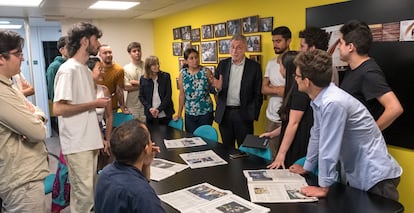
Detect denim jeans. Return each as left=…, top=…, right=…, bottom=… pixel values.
left=185, top=112, right=213, bottom=133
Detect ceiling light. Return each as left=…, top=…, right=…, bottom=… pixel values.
left=89, top=1, right=140, bottom=10
left=0, top=21, right=11, bottom=24
left=0, top=25, right=23, bottom=29
left=0, top=0, right=43, bottom=7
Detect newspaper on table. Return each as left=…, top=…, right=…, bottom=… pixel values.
left=164, top=137, right=207, bottom=148
left=243, top=169, right=318, bottom=203
left=150, top=158, right=189, bottom=181
left=179, top=150, right=227, bottom=169
left=159, top=182, right=270, bottom=213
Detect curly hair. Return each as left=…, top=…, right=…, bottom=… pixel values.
left=299, top=27, right=329, bottom=51
left=66, top=22, right=102, bottom=57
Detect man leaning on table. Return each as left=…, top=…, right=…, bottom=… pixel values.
left=95, top=119, right=165, bottom=212
left=289, top=49, right=402, bottom=201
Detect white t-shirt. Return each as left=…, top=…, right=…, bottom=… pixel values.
left=264, top=57, right=285, bottom=122
left=54, top=58, right=103, bottom=154
left=123, top=62, right=144, bottom=108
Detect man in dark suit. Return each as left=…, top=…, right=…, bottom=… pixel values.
left=212, top=35, right=263, bottom=148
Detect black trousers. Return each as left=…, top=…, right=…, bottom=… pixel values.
left=219, top=107, right=253, bottom=148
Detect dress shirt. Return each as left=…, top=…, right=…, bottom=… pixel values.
left=304, top=83, right=402, bottom=191
left=226, top=58, right=245, bottom=106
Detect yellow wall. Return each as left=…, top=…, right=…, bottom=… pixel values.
left=153, top=1, right=414, bottom=211
left=153, top=0, right=346, bottom=136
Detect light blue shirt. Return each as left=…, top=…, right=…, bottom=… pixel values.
left=304, top=83, right=402, bottom=191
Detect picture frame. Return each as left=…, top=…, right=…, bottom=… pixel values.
left=242, top=15, right=259, bottom=34
left=191, top=44, right=200, bottom=51
left=178, top=57, right=186, bottom=71
left=182, top=41, right=191, bottom=53
left=173, top=27, right=181, bottom=40
left=227, top=19, right=241, bottom=36
left=205, top=65, right=216, bottom=75
left=249, top=55, right=262, bottom=64
left=201, top=24, right=214, bottom=39
left=201, top=41, right=217, bottom=64
left=259, top=17, right=273, bottom=32
left=246, top=35, right=261, bottom=52
left=219, top=57, right=228, bottom=62
left=214, top=23, right=227, bottom=38
left=180, top=26, right=191, bottom=41
left=172, top=42, right=182, bottom=56
left=218, top=39, right=231, bottom=54
left=191, top=28, right=201, bottom=42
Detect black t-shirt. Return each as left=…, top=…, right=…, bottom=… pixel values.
left=340, top=58, right=391, bottom=120
left=280, top=84, right=313, bottom=167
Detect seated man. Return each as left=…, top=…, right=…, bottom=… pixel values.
left=95, top=119, right=165, bottom=212
left=290, top=49, right=402, bottom=201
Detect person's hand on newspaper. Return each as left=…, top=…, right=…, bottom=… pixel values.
left=266, top=153, right=286, bottom=169
left=289, top=164, right=307, bottom=175
left=300, top=186, right=329, bottom=198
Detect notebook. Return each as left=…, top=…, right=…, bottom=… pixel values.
left=242, top=134, right=270, bottom=149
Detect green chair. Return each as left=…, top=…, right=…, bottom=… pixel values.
left=168, top=118, right=184, bottom=130
left=193, top=125, right=218, bottom=141
left=113, top=112, right=134, bottom=127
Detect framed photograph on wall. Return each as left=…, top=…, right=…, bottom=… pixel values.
left=219, top=57, right=228, bottom=62
left=202, top=24, right=214, bottom=39
left=173, top=27, right=181, bottom=40
left=178, top=57, right=186, bottom=71
left=191, top=44, right=200, bottom=51
left=181, top=26, right=191, bottom=41
left=191, top=28, right=201, bottom=42
left=227, top=19, right=241, bottom=36
left=205, top=65, right=216, bottom=75
left=246, top=35, right=261, bottom=52
left=259, top=17, right=273, bottom=32
left=249, top=55, right=262, bottom=64
left=218, top=39, right=230, bottom=54
left=182, top=41, right=191, bottom=53
left=201, top=41, right=217, bottom=64
left=214, top=23, right=226, bottom=37
left=173, top=42, right=182, bottom=56
left=242, top=15, right=259, bottom=33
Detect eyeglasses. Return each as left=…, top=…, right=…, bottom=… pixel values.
left=2, top=50, right=23, bottom=58
left=98, top=67, right=105, bottom=73
left=294, top=73, right=303, bottom=79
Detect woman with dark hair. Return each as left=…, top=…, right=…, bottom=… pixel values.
left=139, top=56, right=174, bottom=125
left=174, top=48, right=214, bottom=133
left=260, top=51, right=313, bottom=169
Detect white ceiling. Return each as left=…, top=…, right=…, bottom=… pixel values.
left=0, top=0, right=217, bottom=26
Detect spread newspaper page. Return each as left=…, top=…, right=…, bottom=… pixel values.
left=159, top=182, right=270, bottom=213
left=164, top=137, right=207, bottom=148
left=243, top=169, right=318, bottom=203
left=150, top=158, right=189, bottom=181
left=179, top=150, right=227, bottom=169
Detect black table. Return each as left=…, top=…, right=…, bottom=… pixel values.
left=148, top=125, right=404, bottom=213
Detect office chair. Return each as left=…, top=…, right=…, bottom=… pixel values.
left=113, top=112, right=134, bottom=127
left=238, top=145, right=273, bottom=161
left=168, top=118, right=184, bottom=130
left=193, top=125, right=218, bottom=141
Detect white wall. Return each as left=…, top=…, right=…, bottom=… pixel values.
left=61, top=19, right=154, bottom=65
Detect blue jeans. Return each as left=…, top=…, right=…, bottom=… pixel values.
left=185, top=112, right=213, bottom=133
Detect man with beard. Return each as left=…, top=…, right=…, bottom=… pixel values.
left=99, top=44, right=129, bottom=113
left=53, top=22, right=109, bottom=213
left=261, top=26, right=291, bottom=157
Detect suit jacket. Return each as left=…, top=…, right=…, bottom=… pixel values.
left=139, top=71, right=175, bottom=119
left=214, top=57, right=263, bottom=124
